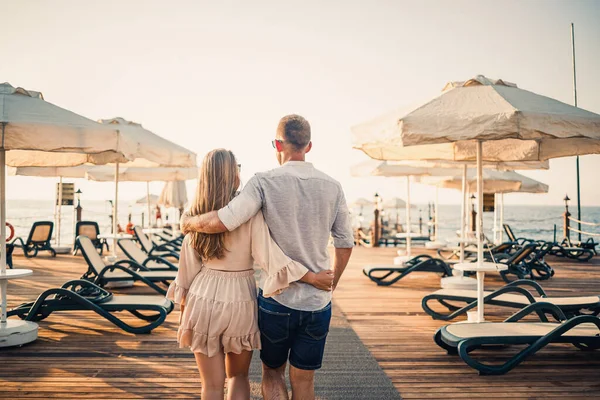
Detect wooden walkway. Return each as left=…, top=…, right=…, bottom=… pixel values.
left=1, top=246, right=599, bottom=399
left=334, top=247, right=600, bottom=400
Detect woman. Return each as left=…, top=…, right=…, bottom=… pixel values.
left=167, top=149, right=333, bottom=400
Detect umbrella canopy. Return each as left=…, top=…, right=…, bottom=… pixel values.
left=135, top=194, right=159, bottom=205
left=422, top=170, right=547, bottom=194
left=351, top=160, right=463, bottom=177
left=8, top=165, right=89, bottom=178
left=8, top=165, right=198, bottom=182
left=159, top=180, right=188, bottom=209
left=86, top=166, right=197, bottom=182
left=1, top=83, right=133, bottom=166
left=382, top=197, right=411, bottom=209
left=350, top=198, right=372, bottom=208
left=390, top=159, right=550, bottom=171
left=99, top=118, right=196, bottom=168
left=354, top=75, right=600, bottom=162
left=420, top=169, right=522, bottom=193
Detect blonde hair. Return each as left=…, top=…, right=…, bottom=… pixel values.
left=189, top=149, right=239, bottom=260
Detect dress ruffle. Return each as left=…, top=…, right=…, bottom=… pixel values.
left=178, top=328, right=261, bottom=356
left=262, top=260, right=309, bottom=298
left=166, top=280, right=188, bottom=305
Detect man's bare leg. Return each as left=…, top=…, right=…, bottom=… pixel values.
left=289, top=365, right=315, bottom=400
left=262, top=363, right=289, bottom=400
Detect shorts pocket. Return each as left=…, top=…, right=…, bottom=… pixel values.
left=305, top=303, right=332, bottom=341
left=259, top=306, right=290, bottom=344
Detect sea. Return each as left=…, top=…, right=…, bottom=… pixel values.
left=5, top=199, right=600, bottom=245
left=6, top=199, right=182, bottom=245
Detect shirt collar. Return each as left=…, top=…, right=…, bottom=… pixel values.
left=282, top=161, right=313, bottom=168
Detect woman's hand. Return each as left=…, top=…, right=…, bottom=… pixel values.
left=300, top=270, right=334, bottom=291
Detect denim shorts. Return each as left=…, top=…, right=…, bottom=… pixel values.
left=258, top=291, right=332, bottom=370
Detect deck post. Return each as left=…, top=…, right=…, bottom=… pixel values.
left=563, top=194, right=571, bottom=240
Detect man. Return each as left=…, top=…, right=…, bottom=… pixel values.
left=180, top=114, right=354, bottom=400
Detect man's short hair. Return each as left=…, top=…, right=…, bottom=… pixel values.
left=277, top=114, right=311, bottom=151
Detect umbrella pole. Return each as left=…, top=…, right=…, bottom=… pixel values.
left=571, top=23, right=582, bottom=242
left=500, top=193, right=505, bottom=243
left=434, top=186, right=439, bottom=241
left=493, top=193, right=498, bottom=244
left=1, top=146, right=6, bottom=323
left=112, top=163, right=120, bottom=257
left=405, top=176, right=411, bottom=257
left=476, top=141, right=484, bottom=322
left=460, top=165, right=467, bottom=263
left=57, top=176, right=63, bottom=247
left=146, top=181, right=151, bottom=229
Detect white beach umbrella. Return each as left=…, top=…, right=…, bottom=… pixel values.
left=0, top=82, right=133, bottom=347
left=354, top=109, right=550, bottom=266
left=423, top=170, right=548, bottom=244
left=420, top=169, right=523, bottom=193
left=158, top=180, right=188, bottom=210
left=8, top=165, right=90, bottom=247
left=158, top=181, right=188, bottom=234
left=86, top=166, right=197, bottom=229
left=97, top=118, right=197, bottom=255
left=351, top=160, right=461, bottom=262
left=353, top=75, right=600, bottom=323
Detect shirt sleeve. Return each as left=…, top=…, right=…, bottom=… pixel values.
left=249, top=211, right=309, bottom=298
left=166, top=236, right=203, bottom=305
left=331, top=189, right=355, bottom=248
left=217, top=175, right=263, bottom=231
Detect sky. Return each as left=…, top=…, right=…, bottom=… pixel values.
left=2, top=0, right=600, bottom=207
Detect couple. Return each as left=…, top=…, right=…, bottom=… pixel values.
left=168, top=114, right=354, bottom=400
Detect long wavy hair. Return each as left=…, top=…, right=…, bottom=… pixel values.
left=189, top=149, right=239, bottom=260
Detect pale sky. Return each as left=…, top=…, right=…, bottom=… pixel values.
left=2, top=0, right=600, bottom=206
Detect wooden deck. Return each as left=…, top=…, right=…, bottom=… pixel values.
left=334, top=247, right=600, bottom=400
left=1, top=246, right=599, bottom=399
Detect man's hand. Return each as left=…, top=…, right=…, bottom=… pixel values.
left=180, top=211, right=228, bottom=234
left=300, top=270, right=334, bottom=291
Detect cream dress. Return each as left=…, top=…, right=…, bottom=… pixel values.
left=166, top=211, right=309, bottom=357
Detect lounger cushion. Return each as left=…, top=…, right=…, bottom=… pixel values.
left=443, top=321, right=599, bottom=346
left=103, top=270, right=177, bottom=280
left=431, top=288, right=600, bottom=308
left=104, top=295, right=172, bottom=308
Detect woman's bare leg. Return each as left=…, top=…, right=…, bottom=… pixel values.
left=225, top=350, right=253, bottom=400
left=195, top=352, right=226, bottom=400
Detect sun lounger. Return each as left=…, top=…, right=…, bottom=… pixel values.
left=133, top=226, right=179, bottom=260
left=77, top=236, right=176, bottom=295
left=504, top=224, right=593, bottom=262
left=561, top=236, right=598, bottom=255
left=153, top=230, right=183, bottom=248
left=437, top=242, right=517, bottom=262
left=117, top=239, right=178, bottom=271
left=11, top=221, right=56, bottom=258
left=422, top=279, right=600, bottom=320
left=363, top=255, right=453, bottom=286
left=8, top=279, right=173, bottom=334
left=491, top=243, right=554, bottom=283
left=72, top=221, right=109, bottom=255
left=434, top=302, right=600, bottom=375
left=546, top=240, right=594, bottom=262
